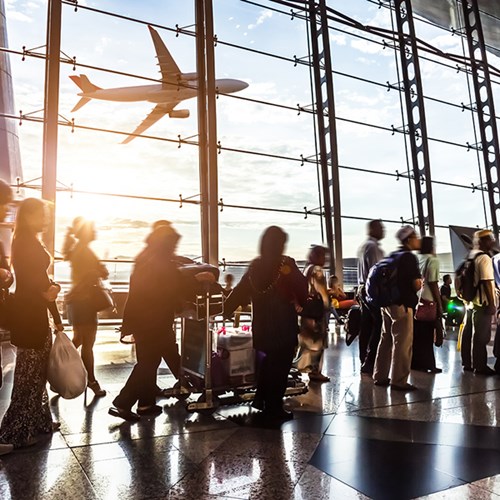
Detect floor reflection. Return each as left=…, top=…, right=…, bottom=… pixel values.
left=0, top=325, right=498, bottom=499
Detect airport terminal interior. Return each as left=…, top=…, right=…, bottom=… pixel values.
left=1, top=323, right=500, bottom=500
left=2, top=0, right=500, bottom=498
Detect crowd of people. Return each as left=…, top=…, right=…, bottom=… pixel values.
left=0, top=181, right=498, bottom=453
left=357, top=220, right=500, bottom=392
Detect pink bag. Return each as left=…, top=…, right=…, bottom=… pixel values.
left=414, top=298, right=437, bottom=322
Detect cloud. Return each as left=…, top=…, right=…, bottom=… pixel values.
left=248, top=10, right=272, bottom=30
left=331, top=34, right=347, bottom=46
left=350, top=38, right=387, bottom=56
left=6, top=10, right=33, bottom=22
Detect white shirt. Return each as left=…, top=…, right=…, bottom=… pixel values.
left=470, top=249, right=494, bottom=306
left=418, top=254, right=439, bottom=302
left=357, top=237, right=384, bottom=284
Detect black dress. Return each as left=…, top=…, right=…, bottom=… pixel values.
left=0, top=232, right=61, bottom=447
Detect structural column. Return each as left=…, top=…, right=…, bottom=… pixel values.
left=308, top=0, right=343, bottom=280
left=460, top=0, right=500, bottom=238
left=195, top=0, right=209, bottom=263
left=196, top=0, right=219, bottom=266
left=393, top=0, right=435, bottom=236
left=41, top=0, right=62, bottom=257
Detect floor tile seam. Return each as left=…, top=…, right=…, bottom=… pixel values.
left=306, top=463, right=367, bottom=497
left=67, top=446, right=102, bottom=499
left=328, top=410, right=500, bottom=434
left=66, top=431, right=183, bottom=450
left=432, top=463, right=490, bottom=486
left=469, top=481, right=500, bottom=497
left=341, top=386, right=500, bottom=415
left=168, top=427, right=239, bottom=458
left=320, top=431, right=500, bottom=455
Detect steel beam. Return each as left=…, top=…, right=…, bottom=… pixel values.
left=204, top=0, right=219, bottom=267
left=460, top=0, right=500, bottom=238
left=41, top=0, right=62, bottom=257
left=196, top=0, right=219, bottom=266
left=393, top=0, right=435, bottom=236
left=308, top=0, right=343, bottom=281
left=195, top=0, right=209, bottom=263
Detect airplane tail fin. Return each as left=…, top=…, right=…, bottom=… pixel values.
left=69, top=74, right=101, bottom=93
left=71, top=97, right=91, bottom=113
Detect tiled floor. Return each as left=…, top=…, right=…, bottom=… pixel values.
left=1, top=324, right=500, bottom=499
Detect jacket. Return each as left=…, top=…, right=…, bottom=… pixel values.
left=224, top=256, right=308, bottom=352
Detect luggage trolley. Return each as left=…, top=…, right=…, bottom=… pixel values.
left=162, top=286, right=308, bottom=413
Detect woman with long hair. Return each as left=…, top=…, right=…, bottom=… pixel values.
left=295, top=245, right=330, bottom=382
left=412, top=235, right=443, bottom=373
left=63, top=217, right=108, bottom=397
left=224, top=226, right=308, bottom=420
left=0, top=198, right=63, bottom=454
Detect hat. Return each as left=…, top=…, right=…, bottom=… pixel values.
left=474, top=229, right=494, bottom=240
left=396, top=225, right=416, bottom=243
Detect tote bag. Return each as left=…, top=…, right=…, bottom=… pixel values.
left=47, top=332, right=88, bottom=399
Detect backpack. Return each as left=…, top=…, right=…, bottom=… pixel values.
left=454, top=252, right=484, bottom=302
left=365, top=251, right=403, bottom=308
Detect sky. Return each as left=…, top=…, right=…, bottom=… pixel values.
left=2, top=0, right=500, bottom=275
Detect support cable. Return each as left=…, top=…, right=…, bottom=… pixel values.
left=1, top=112, right=490, bottom=196
left=17, top=179, right=453, bottom=229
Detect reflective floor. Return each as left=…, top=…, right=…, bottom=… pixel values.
left=1, top=325, right=500, bottom=499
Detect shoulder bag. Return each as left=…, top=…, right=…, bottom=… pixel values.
left=414, top=257, right=437, bottom=322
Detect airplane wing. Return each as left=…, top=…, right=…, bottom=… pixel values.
left=148, top=25, right=181, bottom=84
left=121, top=102, right=178, bottom=144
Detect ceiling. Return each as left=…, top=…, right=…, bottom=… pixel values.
left=388, top=0, right=500, bottom=58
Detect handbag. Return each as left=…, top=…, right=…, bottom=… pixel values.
left=414, top=298, right=437, bottom=322
left=47, top=331, right=88, bottom=399
left=89, top=282, right=114, bottom=312
left=300, top=293, right=324, bottom=320
left=299, top=264, right=326, bottom=321
left=414, top=257, right=437, bottom=322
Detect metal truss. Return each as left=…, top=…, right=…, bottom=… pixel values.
left=460, top=0, right=500, bottom=238
left=393, top=0, right=435, bottom=236
left=307, top=0, right=343, bottom=280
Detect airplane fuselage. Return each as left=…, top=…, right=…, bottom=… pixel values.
left=78, top=79, right=247, bottom=104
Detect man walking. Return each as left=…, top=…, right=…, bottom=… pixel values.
left=357, top=219, right=385, bottom=374
left=373, top=225, right=422, bottom=391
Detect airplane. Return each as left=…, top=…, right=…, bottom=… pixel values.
left=70, top=25, right=248, bottom=144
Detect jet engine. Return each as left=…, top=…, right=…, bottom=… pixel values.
left=169, top=109, right=190, bottom=119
